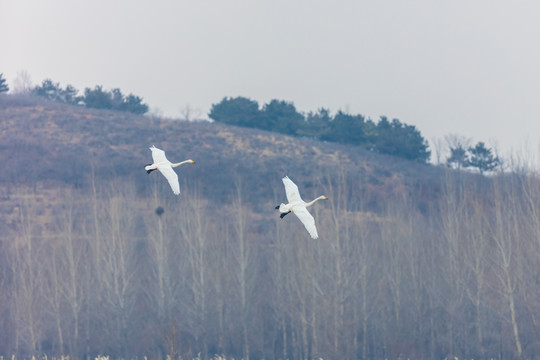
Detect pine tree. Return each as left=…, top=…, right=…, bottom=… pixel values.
left=0, top=73, right=9, bottom=94
left=446, top=145, right=469, bottom=170
left=467, top=142, right=500, bottom=174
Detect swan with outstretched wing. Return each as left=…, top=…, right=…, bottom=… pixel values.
left=144, top=145, right=195, bottom=195
left=276, top=176, right=327, bottom=239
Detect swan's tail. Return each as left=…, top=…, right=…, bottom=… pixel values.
left=278, top=203, right=290, bottom=213
left=276, top=203, right=291, bottom=219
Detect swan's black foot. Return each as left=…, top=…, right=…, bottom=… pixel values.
left=145, top=165, right=156, bottom=174
left=275, top=205, right=280, bottom=210
left=280, top=212, right=290, bottom=219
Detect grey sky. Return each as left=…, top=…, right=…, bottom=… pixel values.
left=2, top=0, right=540, bottom=159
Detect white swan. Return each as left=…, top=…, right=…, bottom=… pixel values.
left=275, top=176, right=327, bottom=239
left=145, top=145, right=195, bottom=195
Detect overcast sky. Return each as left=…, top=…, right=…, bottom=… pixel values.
left=2, top=0, right=540, bottom=160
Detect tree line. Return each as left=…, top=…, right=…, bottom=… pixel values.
left=2, top=165, right=540, bottom=359
left=0, top=73, right=149, bottom=115
left=209, top=97, right=431, bottom=163
left=2, top=72, right=501, bottom=171
left=31, top=79, right=149, bottom=114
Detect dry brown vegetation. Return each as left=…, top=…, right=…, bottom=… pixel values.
left=1, top=96, right=540, bottom=360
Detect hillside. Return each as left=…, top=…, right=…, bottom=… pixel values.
left=0, top=95, right=441, bottom=228
left=6, top=95, right=538, bottom=360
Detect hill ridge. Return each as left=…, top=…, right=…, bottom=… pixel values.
left=0, top=94, right=442, bottom=228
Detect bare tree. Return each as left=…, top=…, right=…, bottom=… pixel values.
left=431, top=137, right=446, bottom=165
left=179, top=103, right=202, bottom=121
left=12, top=70, right=33, bottom=94
left=320, top=169, right=367, bottom=359
left=520, top=172, right=540, bottom=343
left=95, top=184, right=140, bottom=357
left=491, top=175, right=524, bottom=358
left=438, top=171, right=471, bottom=357
left=460, top=190, right=489, bottom=357
left=270, top=182, right=295, bottom=360
left=177, top=185, right=212, bottom=357
left=44, top=240, right=66, bottom=356
left=227, top=177, right=258, bottom=360
left=378, top=191, right=424, bottom=358
left=444, top=134, right=472, bottom=170
left=143, top=183, right=181, bottom=356
left=9, top=196, right=47, bottom=356
left=56, top=196, right=86, bottom=355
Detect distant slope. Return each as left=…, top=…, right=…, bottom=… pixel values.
left=0, top=95, right=458, bottom=359
left=0, top=95, right=442, bottom=208
left=4, top=96, right=536, bottom=360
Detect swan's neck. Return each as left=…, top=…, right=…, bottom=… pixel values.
left=171, top=159, right=194, bottom=168
left=305, top=195, right=327, bottom=207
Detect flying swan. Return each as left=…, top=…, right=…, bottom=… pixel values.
left=275, top=176, right=327, bottom=239
left=144, top=145, right=195, bottom=195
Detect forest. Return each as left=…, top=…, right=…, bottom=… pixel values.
left=3, top=169, right=540, bottom=360
left=0, top=95, right=539, bottom=360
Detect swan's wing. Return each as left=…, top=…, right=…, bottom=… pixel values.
left=150, top=146, right=168, bottom=163
left=282, top=176, right=302, bottom=203
left=159, top=164, right=180, bottom=195
left=294, top=206, right=318, bottom=239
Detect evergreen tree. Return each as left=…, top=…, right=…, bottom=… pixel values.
left=32, top=79, right=79, bottom=103
left=83, top=85, right=113, bottom=109
left=110, top=88, right=125, bottom=109
left=0, top=73, right=9, bottom=94
left=33, top=79, right=60, bottom=100
left=82, top=86, right=148, bottom=114
left=446, top=145, right=469, bottom=169
left=209, top=97, right=261, bottom=127
left=322, top=111, right=367, bottom=146
left=467, top=142, right=500, bottom=174
left=123, top=94, right=149, bottom=115
left=300, top=108, right=331, bottom=138
left=63, top=84, right=81, bottom=105
left=373, top=117, right=431, bottom=162
left=261, top=99, right=303, bottom=135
